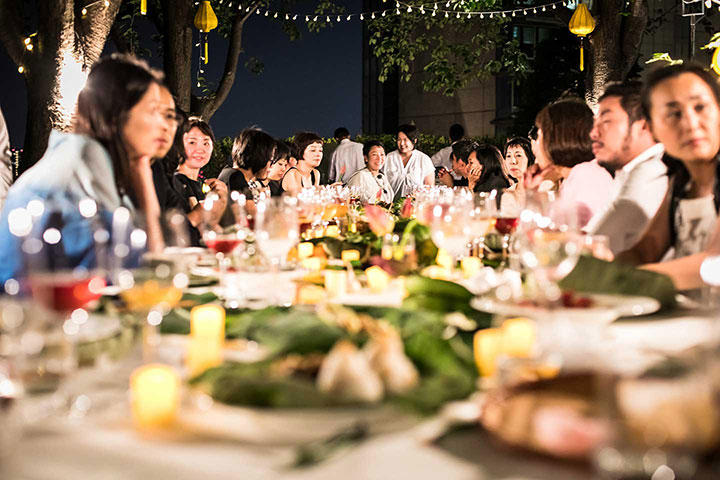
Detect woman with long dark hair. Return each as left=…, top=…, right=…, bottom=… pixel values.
left=0, top=54, right=179, bottom=282
left=621, top=63, right=720, bottom=290
left=468, top=144, right=512, bottom=193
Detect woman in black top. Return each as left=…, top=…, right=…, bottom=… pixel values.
left=174, top=118, right=215, bottom=209
left=257, top=139, right=291, bottom=197
left=468, top=144, right=512, bottom=194
left=217, top=128, right=275, bottom=215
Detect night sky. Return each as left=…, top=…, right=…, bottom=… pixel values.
left=0, top=2, right=362, bottom=148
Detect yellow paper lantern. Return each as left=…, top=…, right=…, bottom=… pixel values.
left=712, top=47, right=720, bottom=76
left=140, top=0, right=147, bottom=15
left=569, top=2, right=595, bottom=72
left=194, top=1, right=219, bottom=64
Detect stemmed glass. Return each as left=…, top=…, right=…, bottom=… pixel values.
left=429, top=196, right=472, bottom=269
left=202, top=192, right=246, bottom=282
left=255, top=197, right=299, bottom=271
left=468, top=192, right=498, bottom=258
left=13, top=194, right=110, bottom=416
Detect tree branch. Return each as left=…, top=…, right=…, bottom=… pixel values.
left=620, top=0, right=648, bottom=77
left=200, top=1, right=261, bottom=118
left=76, top=0, right=122, bottom=64
left=110, top=21, right=132, bottom=54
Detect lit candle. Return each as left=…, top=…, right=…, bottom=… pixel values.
left=296, top=284, right=326, bottom=304
left=341, top=250, right=360, bottom=262
left=130, top=364, right=180, bottom=429
left=365, top=266, right=390, bottom=293
left=501, top=317, right=535, bottom=358
left=298, top=242, right=314, bottom=260
left=302, top=257, right=324, bottom=271
left=421, top=265, right=450, bottom=280
left=190, top=304, right=225, bottom=343
left=461, top=256, right=482, bottom=278
left=324, top=269, right=347, bottom=297
left=325, top=225, right=340, bottom=238
left=436, top=248, right=454, bottom=270
left=186, top=338, right=223, bottom=376
left=473, top=328, right=502, bottom=377
left=187, top=304, right=225, bottom=376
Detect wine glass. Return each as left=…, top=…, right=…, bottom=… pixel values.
left=255, top=197, right=299, bottom=271
left=468, top=192, right=498, bottom=258
left=202, top=192, right=245, bottom=283
left=13, top=194, right=110, bottom=416
left=429, top=198, right=472, bottom=269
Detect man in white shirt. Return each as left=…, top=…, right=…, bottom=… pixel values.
left=328, top=127, right=364, bottom=184
left=584, top=81, right=668, bottom=254
left=431, top=123, right=464, bottom=174
left=383, top=124, right=434, bottom=199
left=0, top=106, right=13, bottom=211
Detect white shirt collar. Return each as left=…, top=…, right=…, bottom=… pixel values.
left=620, top=143, right=664, bottom=175
left=340, top=138, right=351, bottom=144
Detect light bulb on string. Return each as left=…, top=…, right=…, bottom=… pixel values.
left=372, top=12, right=375, bottom=18
left=346, top=15, right=351, bottom=20
left=326, top=15, right=330, bottom=21
left=360, top=13, right=364, bottom=19
left=264, top=10, right=269, bottom=16
left=17, top=65, right=24, bottom=74
left=479, top=13, right=483, bottom=18
left=407, top=6, right=412, bottom=12
left=382, top=10, right=386, bottom=16
left=273, top=12, right=278, bottom=18
left=285, top=13, right=289, bottom=19
left=444, top=11, right=448, bottom=17
left=336, top=15, right=341, bottom=21
left=292, top=14, right=297, bottom=19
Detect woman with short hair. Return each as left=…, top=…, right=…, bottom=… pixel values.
left=529, top=98, right=614, bottom=227
left=346, top=140, right=394, bottom=204
left=218, top=128, right=275, bottom=211
left=281, top=132, right=323, bottom=195
left=383, top=124, right=435, bottom=199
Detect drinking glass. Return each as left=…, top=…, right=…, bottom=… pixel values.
left=429, top=198, right=472, bottom=267
left=202, top=192, right=245, bottom=285
left=255, top=197, right=300, bottom=271
left=13, top=195, right=110, bottom=416
left=468, top=192, right=498, bottom=258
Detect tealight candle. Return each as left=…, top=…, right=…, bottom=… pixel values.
left=302, top=257, right=323, bottom=271
left=297, top=242, right=314, bottom=260
left=325, top=225, right=340, bottom=238
left=324, top=269, right=347, bottom=298
left=461, top=256, right=482, bottom=278
left=130, top=364, right=180, bottom=429
left=366, top=266, right=390, bottom=293
left=190, top=304, right=225, bottom=342
left=341, top=250, right=360, bottom=262
left=473, top=328, right=502, bottom=377
left=187, top=304, right=225, bottom=375
left=421, top=265, right=451, bottom=280
left=501, top=317, right=535, bottom=358
left=436, top=248, right=454, bottom=270
left=296, top=284, right=326, bottom=304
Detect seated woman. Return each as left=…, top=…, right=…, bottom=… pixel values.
left=503, top=137, right=535, bottom=187
left=174, top=118, right=217, bottom=209
left=468, top=144, right=512, bottom=194
left=218, top=128, right=275, bottom=212
left=346, top=140, right=394, bottom=204
left=618, top=63, right=720, bottom=290
left=259, top=140, right=291, bottom=197
left=0, top=54, right=177, bottom=282
left=281, top=132, right=323, bottom=195
left=530, top=98, right=614, bottom=228
left=384, top=124, right=435, bottom=199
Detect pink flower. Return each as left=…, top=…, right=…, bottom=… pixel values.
left=365, top=204, right=395, bottom=237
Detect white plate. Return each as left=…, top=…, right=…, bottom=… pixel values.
left=178, top=397, right=419, bottom=445
left=471, top=293, right=660, bottom=322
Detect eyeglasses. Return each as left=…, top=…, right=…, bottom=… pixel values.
left=528, top=125, right=538, bottom=141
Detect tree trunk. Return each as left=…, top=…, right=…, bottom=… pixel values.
left=0, top=0, right=119, bottom=174
left=585, top=0, right=648, bottom=107
left=161, top=0, right=194, bottom=113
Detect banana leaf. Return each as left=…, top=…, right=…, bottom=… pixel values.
left=558, top=255, right=677, bottom=310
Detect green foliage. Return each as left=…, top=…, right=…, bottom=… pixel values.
left=646, top=52, right=682, bottom=65
left=366, top=0, right=530, bottom=95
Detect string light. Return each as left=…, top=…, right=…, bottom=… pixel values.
left=17, top=65, right=24, bottom=74
left=242, top=0, right=564, bottom=24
